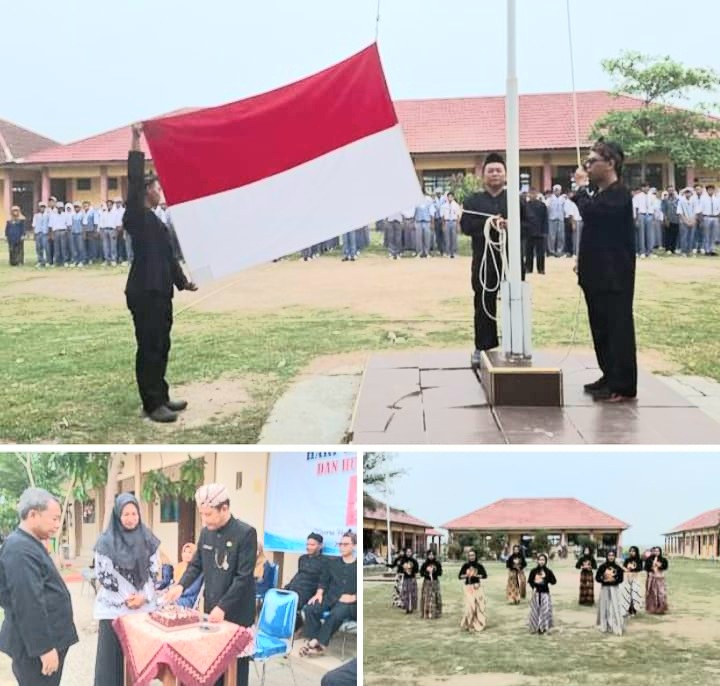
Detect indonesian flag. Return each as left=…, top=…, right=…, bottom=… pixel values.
left=143, top=44, right=422, bottom=283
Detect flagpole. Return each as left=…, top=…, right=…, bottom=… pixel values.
left=504, top=0, right=528, bottom=357
left=384, top=464, right=392, bottom=563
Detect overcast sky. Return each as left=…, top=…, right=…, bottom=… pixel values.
left=5, top=0, right=720, bottom=143
left=366, top=452, right=720, bottom=546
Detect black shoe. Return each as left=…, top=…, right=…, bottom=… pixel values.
left=148, top=406, right=178, bottom=423
left=584, top=377, right=607, bottom=393
left=590, top=387, right=635, bottom=402
left=538, top=271, right=545, bottom=274
left=166, top=399, right=188, bottom=412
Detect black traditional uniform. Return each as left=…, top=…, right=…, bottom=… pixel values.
left=285, top=552, right=327, bottom=607
left=124, top=150, right=190, bottom=415
left=179, top=516, right=257, bottom=686
left=0, top=529, right=79, bottom=686
left=460, top=189, right=530, bottom=352
left=575, top=182, right=637, bottom=397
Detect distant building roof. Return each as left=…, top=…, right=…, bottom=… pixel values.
left=442, top=498, right=629, bottom=531
left=364, top=499, right=433, bottom=529
left=13, top=90, right=655, bottom=167
left=0, top=118, right=57, bottom=164
left=666, top=508, right=720, bottom=534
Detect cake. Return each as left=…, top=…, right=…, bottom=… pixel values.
left=149, top=606, right=201, bottom=629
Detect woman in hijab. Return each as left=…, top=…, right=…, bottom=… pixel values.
left=505, top=545, right=527, bottom=605
left=255, top=542, right=275, bottom=601
left=644, top=546, right=669, bottom=614
left=419, top=550, right=442, bottom=619
left=173, top=542, right=197, bottom=584
left=93, top=493, right=161, bottom=686
left=575, top=546, right=597, bottom=606
left=621, top=546, right=644, bottom=617
left=387, top=549, right=406, bottom=608
left=596, top=549, right=625, bottom=635
left=4, top=206, right=25, bottom=266
left=458, top=550, right=487, bottom=632
left=398, top=548, right=419, bottom=614
left=528, top=554, right=557, bottom=634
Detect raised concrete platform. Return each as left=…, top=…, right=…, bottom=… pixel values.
left=349, top=350, right=720, bottom=444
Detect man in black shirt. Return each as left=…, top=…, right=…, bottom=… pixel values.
left=524, top=188, right=548, bottom=274
left=0, top=488, right=79, bottom=686
left=300, top=531, right=357, bottom=657
left=285, top=532, right=327, bottom=630
left=575, top=139, right=637, bottom=402
left=125, top=123, right=197, bottom=423
left=461, top=153, right=530, bottom=365
left=164, top=484, right=257, bottom=686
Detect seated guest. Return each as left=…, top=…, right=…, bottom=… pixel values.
left=93, top=494, right=160, bottom=686
left=173, top=543, right=202, bottom=609
left=255, top=542, right=274, bottom=600
left=300, top=532, right=357, bottom=658
left=285, top=532, right=327, bottom=627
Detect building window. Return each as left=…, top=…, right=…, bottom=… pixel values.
left=82, top=500, right=96, bottom=524
left=547, top=535, right=561, bottom=546
left=422, top=169, right=466, bottom=195
left=624, top=164, right=663, bottom=191
left=108, top=178, right=119, bottom=191
left=76, top=178, right=92, bottom=191
left=160, top=497, right=179, bottom=523
left=552, top=166, right=577, bottom=191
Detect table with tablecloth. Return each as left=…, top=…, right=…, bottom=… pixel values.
left=113, top=613, right=253, bottom=686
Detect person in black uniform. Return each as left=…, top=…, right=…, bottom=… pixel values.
left=285, top=532, right=327, bottom=630
left=575, top=139, right=637, bottom=402
left=524, top=188, right=548, bottom=274
left=125, top=123, right=197, bottom=423
left=322, top=658, right=356, bottom=686
left=164, top=484, right=257, bottom=686
left=460, top=153, right=530, bottom=366
left=0, top=488, right=79, bottom=686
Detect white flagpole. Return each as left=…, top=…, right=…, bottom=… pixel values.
left=384, top=464, right=392, bottom=563
left=505, top=0, right=524, bottom=356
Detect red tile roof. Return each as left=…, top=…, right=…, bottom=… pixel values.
left=364, top=499, right=433, bottom=529
left=0, top=119, right=58, bottom=163
left=667, top=508, right=720, bottom=534
left=425, top=529, right=445, bottom=537
left=396, top=90, right=645, bottom=153
left=442, top=498, right=629, bottom=531
left=18, top=109, right=198, bottom=165
left=16, top=91, right=647, bottom=166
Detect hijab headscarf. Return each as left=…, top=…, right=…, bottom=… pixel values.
left=255, top=541, right=268, bottom=580
left=174, top=542, right=197, bottom=583
left=94, top=493, right=160, bottom=590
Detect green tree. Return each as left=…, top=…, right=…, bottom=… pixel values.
left=448, top=172, right=482, bottom=204
left=363, top=453, right=402, bottom=508
left=591, top=51, right=720, bottom=182
left=532, top=530, right=551, bottom=556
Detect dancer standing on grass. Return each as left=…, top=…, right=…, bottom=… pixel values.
left=505, top=545, right=527, bottom=605
left=458, top=550, right=487, bottom=633
left=596, top=550, right=625, bottom=635
left=575, top=546, right=597, bottom=606
left=398, top=548, right=419, bottom=614
left=621, top=546, right=644, bottom=617
left=528, top=554, right=556, bottom=634
left=644, top=546, right=669, bottom=615
left=419, top=550, right=442, bottom=619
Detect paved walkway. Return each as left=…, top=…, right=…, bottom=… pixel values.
left=0, top=578, right=352, bottom=685
left=350, top=349, right=720, bottom=444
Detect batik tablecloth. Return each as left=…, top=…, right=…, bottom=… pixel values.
left=114, top=614, right=253, bottom=686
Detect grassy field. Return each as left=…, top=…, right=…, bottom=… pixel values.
left=364, top=559, right=720, bottom=686
left=2, top=233, right=720, bottom=443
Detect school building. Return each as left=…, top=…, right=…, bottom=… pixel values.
left=363, top=498, right=436, bottom=558
left=3, top=91, right=720, bottom=227
left=442, top=497, right=630, bottom=553
left=664, top=507, right=720, bottom=560
left=64, top=451, right=317, bottom=585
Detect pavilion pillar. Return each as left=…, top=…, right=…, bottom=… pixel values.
left=686, top=165, right=696, bottom=185
left=2, top=170, right=11, bottom=214
left=99, top=166, right=108, bottom=201
left=542, top=154, right=553, bottom=191
left=41, top=167, right=50, bottom=201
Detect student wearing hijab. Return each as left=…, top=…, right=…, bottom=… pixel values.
left=387, top=549, right=406, bottom=609
left=458, top=550, right=487, bottom=633
left=644, top=546, right=669, bottom=615
left=528, top=554, right=557, bottom=634
left=505, top=545, right=527, bottom=605
left=5, top=206, right=25, bottom=266
left=93, top=493, right=160, bottom=686
left=621, top=546, right=644, bottom=617
left=596, top=549, right=625, bottom=635
left=398, top=548, right=419, bottom=614
left=173, top=542, right=203, bottom=609
left=575, top=546, right=597, bottom=606
left=419, top=550, right=442, bottom=619
left=254, top=542, right=275, bottom=601
left=174, top=542, right=197, bottom=584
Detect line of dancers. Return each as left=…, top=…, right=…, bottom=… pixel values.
left=388, top=545, right=670, bottom=636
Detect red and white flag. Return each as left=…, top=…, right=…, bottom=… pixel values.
left=143, top=44, right=422, bottom=282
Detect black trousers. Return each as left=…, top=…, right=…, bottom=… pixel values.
left=127, top=294, right=173, bottom=413
left=304, top=602, right=357, bottom=647
left=525, top=236, right=546, bottom=273
left=664, top=222, right=679, bottom=252
left=564, top=219, right=574, bottom=255
left=321, top=659, right=357, bottom=686
left=94, top=619, right=124, bottom=686
left=11, top=648, right=69, bottom=686
left=583, top=288, right=637, bottom=397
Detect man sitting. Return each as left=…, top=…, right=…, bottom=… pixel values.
left=284, top=532, right=327, bottom=629
left=299, top=532, right=357, bottom=658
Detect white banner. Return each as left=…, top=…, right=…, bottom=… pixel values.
left=264, top=452, right=357, bottom=556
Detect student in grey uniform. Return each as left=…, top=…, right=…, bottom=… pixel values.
left=32, top=201, right=50, bottom=267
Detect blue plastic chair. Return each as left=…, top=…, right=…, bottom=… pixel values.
left=252, top=588, right=299, bottom=686
left=320, top=609, right=357, bottom=659
left=256, top=562, right=280, bottom=602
